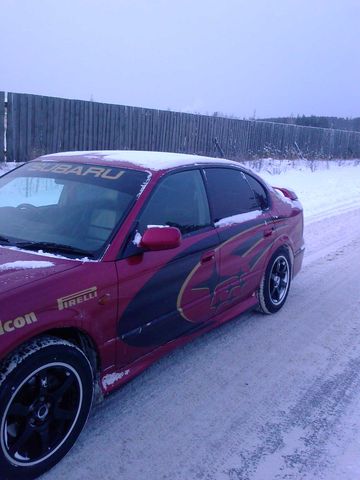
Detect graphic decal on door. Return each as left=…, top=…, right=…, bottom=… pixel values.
left=118, top=219, right=274, bottom=348
left=177, top=223, right=264, bottom=322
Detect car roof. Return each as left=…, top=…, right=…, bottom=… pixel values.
left=38, top=150, right=242, bottom=173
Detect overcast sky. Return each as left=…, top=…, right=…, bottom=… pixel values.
left=1, top=0, right=359, bottom=118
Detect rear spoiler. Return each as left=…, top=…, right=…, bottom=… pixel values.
left=273, top=187, right=298, bottom=201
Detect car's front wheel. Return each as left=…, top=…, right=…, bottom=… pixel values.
left=0, top=336, right=94, bottom=480
left=258, top=248, right=292, bottom=314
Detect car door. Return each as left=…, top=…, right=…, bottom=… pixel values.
left=115, top=168, right=220, bottom=366
left=203, top=167, right=276, bottom=315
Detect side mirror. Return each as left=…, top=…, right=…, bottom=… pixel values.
left=140, top=226, right=181, bottom=251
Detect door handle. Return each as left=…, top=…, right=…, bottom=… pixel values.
left=201, top=251, right=215, bottom=263
left=264, top=227, right=274, bottom=237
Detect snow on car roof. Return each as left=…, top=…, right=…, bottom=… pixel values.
left=41, top=150, right=240, bottom=171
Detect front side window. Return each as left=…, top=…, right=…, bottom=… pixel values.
left=138, top=169, right=211, bottom=235
left=0, top=162, right=148, bottom=258
left=204, top=168, right=258, bottom=222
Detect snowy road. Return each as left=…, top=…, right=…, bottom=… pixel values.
left=1, top=159, right=360, bottom=479
left=41, top=206, right=360, bottom=480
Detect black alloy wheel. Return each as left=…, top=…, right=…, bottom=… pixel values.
left=0, top=337, right=94, bottom=480
left=258, top=248, right=291, bottom=314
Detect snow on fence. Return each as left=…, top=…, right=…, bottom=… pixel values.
left=1, top=91, right=360, bottom=162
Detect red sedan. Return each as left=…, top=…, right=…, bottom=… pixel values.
left=0, top=151, right=304, bottom=479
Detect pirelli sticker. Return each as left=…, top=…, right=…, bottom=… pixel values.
left=57, top=287, right=98, bottom=310
left=0, top=312, right=38, bottom=336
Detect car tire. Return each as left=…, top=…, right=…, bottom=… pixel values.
left=0, top=336, right=94, bottom=480
left=258, top=248, right=292, bottom=314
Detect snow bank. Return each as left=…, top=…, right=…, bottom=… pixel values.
left=255, top=159, right=360, bottom=223
left=0, top=162, right=19, bottom=175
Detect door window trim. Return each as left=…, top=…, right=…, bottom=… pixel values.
left=118, top=166, right=215, bottom=259
left=202, top=165, right=271, bottom=223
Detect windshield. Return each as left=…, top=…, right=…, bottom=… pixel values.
left=0, top=161, right=148, bottom=258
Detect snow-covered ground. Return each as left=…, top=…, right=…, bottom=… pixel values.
left=0, top=162, right=19, bottom=176
left=254, top=159, right=360, bottom=224
left=43, top=207, right=360, bottom=480
left=1, top=158, right=360, bottom=479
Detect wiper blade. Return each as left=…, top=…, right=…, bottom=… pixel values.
left=0, top=235, right=10, bottom=244
left=15, top=241, right=93, bottom=257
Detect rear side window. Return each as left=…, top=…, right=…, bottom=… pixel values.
left=243, top=173, right=269, bottom=210
left=204, top=168, right=258, bottom=222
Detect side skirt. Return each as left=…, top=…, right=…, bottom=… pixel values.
left=100, top=293, right=258, bottom=395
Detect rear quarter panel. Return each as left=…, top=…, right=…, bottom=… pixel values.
left=269, top=189, right=305, bottom=276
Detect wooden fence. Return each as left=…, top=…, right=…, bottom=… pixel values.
left=1, top=91, right=360, bottom=162
left=0, top=92, right=4, bottom=162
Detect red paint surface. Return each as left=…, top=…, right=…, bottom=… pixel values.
left=0, top=154, right=304, bottom=395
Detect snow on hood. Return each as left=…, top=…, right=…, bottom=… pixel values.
left=0, top=260, right=54, bottom=271
left=0, top=246, right=80, bottom=294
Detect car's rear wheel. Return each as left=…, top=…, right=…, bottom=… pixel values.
left=0, top=336, right=93, bottom=480
left=258, top=248, right=291, bottom=314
